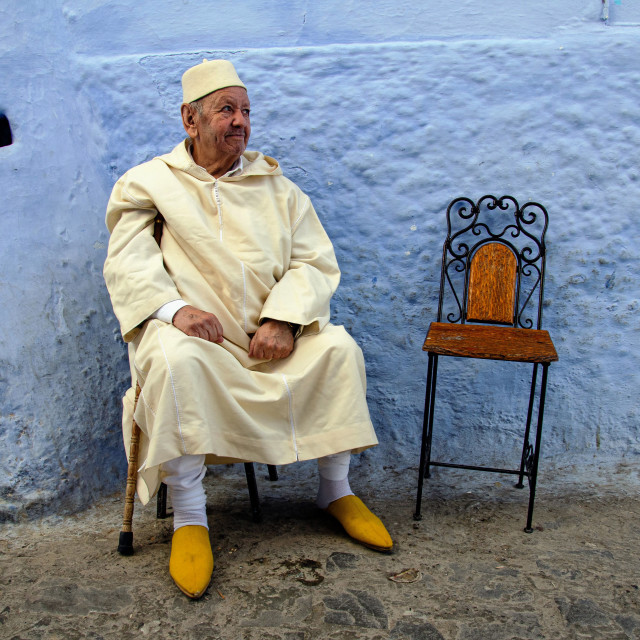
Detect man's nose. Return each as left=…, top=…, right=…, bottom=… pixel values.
left=231, top=109, right=247, bottom=126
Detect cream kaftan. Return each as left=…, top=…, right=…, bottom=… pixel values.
left=104, top=140, right=377, bottom=503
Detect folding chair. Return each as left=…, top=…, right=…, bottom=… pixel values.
left=414, top=195, right=558, bottom=532
left=117, top=214, right=277, bottom=555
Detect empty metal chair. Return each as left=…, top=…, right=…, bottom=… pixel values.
left=414, top=195, right=558, bottom=532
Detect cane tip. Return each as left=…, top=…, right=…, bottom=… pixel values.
left=118, top=531, right=134, bottom=555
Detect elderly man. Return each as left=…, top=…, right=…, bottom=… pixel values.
left=104, top=59, right=392, bottom=599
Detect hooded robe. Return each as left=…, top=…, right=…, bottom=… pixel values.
left=104, top=140, right=377, bottom=503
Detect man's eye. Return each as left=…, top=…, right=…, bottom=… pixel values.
left=221, top=106, right=232, bottom=112
left=243, top=109, right=250, bottom=116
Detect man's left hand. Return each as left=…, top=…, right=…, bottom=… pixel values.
left=248, top=320, right=295, bottom=360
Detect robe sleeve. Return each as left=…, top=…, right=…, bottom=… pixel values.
left=103, top=174, right=183, bottom=342
left=259, top=195, right=341, bottom=336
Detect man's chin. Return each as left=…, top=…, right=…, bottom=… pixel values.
left=224, top=137, right=247, bottom=151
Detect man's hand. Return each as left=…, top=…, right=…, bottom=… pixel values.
left=248, top=320, right=295, bottom=360
left=172, top=305, right=224, bottom=343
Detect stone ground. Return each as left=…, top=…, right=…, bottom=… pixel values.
left=1, top=460, right=639, bottom=640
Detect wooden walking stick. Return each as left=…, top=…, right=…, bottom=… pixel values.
left=117, top=214, right=165, bottom=556
left=117, top=382, right=142, bottom=555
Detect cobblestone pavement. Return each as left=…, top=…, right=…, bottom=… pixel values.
left=1, top=462, right=639, bottom=639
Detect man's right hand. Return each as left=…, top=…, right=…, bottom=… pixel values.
left=172, top=305, right=224, bottom=343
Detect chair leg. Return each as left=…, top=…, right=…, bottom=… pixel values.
left=517, top=363, right=539, bottom=489
left=524, top=363, right=549, bottom=533
left=244, top=462, right=263, bottom=523
left=415, top=354, right=438, bottom=521
left=424, top=354, right=439, bottom=479
left=156, top=482, right=169, bottom=519
left=118, top=383, right=142, bottom=556
left=267, top=465, right=278, bottom=481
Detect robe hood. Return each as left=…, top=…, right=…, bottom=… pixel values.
left=158, top=138, right=283, bottom=181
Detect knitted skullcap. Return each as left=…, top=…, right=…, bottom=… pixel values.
left=181, top=59, right=247, bottom=104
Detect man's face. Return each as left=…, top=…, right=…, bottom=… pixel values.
left=188, top=87, right=251, bottom=167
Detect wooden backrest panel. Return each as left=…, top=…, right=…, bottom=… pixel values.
left=467, top=243, right=517, bottom=324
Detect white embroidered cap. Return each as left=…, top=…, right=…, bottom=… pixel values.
left=181, top=59, right=247, bottom=104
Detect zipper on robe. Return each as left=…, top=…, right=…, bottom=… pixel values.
left=213, top=180, right=223, bottom=241
left=214, top=181, right=248, bottom=328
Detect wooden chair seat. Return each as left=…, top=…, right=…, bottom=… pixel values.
left=424, top=322, right=558, bottom=363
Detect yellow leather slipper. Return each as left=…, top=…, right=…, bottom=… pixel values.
left=324, top=495, right=393, bottom=552
left=169, top=525, right=213, bottom=599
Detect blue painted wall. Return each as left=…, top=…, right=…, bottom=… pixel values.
left=1, top=1, right=639, bottom=520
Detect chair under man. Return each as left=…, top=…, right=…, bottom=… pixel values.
left=414, top=195, right=558, bottom=532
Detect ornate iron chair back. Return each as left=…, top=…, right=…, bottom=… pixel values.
left=437, top=195, right=549, bottom=330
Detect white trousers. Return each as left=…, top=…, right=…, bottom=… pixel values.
left=160, top=451, right=352, bottom=528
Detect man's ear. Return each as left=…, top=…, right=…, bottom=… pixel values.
left=181, top=103, right=198, bottom=138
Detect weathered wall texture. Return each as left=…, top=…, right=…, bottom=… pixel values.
left=1, top=1, right=639, bottom=520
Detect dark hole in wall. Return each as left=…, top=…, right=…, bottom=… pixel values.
left=0, top=114, right=13, bottom=147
